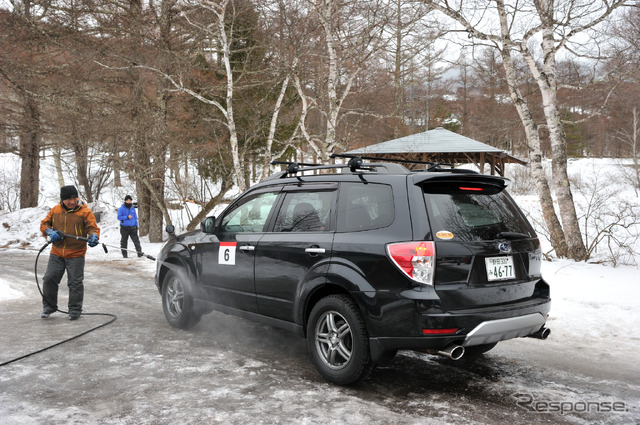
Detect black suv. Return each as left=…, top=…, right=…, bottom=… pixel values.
left=155, top=157, right=550, bottom=385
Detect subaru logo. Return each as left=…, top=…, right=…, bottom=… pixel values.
left=498, top=242, right=511, bottom=253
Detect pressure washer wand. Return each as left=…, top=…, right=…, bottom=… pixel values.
left=60, top=233, right=156, bottom=261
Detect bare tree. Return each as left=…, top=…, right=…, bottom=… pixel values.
left=88, top=0, right=185, bottom=240
left=573, top=165, right=640, bottom=266
left=292, top=0, right=390, bottom=161
left=425, top=0, right=629, bottom=260
left=614, top=107, right=640, bottom=195
left=0, top=4, right=50, bottom=208
left=168, top=0, right=290, bottom=191
left=381, top=0, right=444, bottom=135
left=610, top=6, right=640, bottom=194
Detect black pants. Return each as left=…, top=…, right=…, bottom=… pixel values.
left=42, top=254, right=85, bottom=314
left=120, top=225, right=142, bottom=258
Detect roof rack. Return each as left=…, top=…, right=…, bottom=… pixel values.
left=331, top=153, right=443, bottom=166
left=331, top=153, right=472, bottom=173
left=267, top=154, right=476, bottom=180
left=267, top=158, right=409, bottom=180
left=271, top=161, right=323, bottom=174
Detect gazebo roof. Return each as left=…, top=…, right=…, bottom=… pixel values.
left=345, top=127, right=526, bottom=176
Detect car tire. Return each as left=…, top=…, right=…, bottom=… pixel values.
left=307, top=295, right=373, bottom=385
left=162, top=269, right=201, bottom=330
left=463, top=342, right=497, bottom=357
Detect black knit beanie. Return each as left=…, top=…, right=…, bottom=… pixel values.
left=124, top=194, right=133, bottom=201
left=60, top=185, right=78, bottom=200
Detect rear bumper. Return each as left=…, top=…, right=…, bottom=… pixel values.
left=462, top=312, right=545, bottom=346
left=368, top=298, right=551, bottom=355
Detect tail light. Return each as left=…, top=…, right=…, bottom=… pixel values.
left=386, top=241, right=435, bottom=286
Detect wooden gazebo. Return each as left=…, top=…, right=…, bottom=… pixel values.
left=345, top=127, right=526, bottom=176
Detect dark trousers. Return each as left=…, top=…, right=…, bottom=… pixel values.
left=42, top=254, right=85, bottom=314
left=120, top=225, right=142, bottom=258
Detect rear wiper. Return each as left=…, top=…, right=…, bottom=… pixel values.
left=496, top=231, right=530, bottom=240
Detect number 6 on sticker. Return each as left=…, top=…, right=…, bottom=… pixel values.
left=219, top=242, right=237, bottom=265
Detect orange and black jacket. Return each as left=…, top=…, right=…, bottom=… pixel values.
left=40, top=200, right=100, bottom=259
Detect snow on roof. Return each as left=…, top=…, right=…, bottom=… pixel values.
left=347, top=127, right=505, bottom=155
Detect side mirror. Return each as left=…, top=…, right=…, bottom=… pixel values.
left=200, top=216, right=216, bottom=234
left=165, top=224, right=177, bottom=241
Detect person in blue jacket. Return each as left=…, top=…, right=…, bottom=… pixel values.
left=117, top=195, right=143, bottom=258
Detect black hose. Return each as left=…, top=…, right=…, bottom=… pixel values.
left=62, top=233, right=156, bottom=261
left=0, top=242, right=117, bottom=367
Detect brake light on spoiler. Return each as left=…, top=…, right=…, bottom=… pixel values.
left=386, top=241, right=435, bottom=286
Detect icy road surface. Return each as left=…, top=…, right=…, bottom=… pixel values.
left=0, top=250, right=638, bottom=424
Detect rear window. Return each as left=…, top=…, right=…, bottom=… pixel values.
left=423, top=183, right=534, bottom=241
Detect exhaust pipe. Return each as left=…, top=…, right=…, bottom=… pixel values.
left=428, top=344, right=465, bottom=360
left=527, top=326, right=551, bottom=340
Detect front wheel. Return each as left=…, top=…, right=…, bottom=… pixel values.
left=307, top=295, right=373, bottom=385
left=162, top=269, right=201, bottom=330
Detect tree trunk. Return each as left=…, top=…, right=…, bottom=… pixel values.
left=534, top=21, right=587, bottom=261
left=498, top=43, right=568, bottom=257
left=259, top=73, right=291, bottom=182
left=322, top=1, right=338, bottom=163
left=112, top=136, right=122, bottom=188
left=71, top=138, right=93, bottom=203
left=214, top=0, right=245, bottom=192
left=134, top=137, right=151, bottom=238
left=127, top=0, right=150, bottom=237
left=393, top=0, right=403, bottom=132
left=633, top=107, right=639, bottom=195
left=547, top=106, right=587, bottom=260
left=19, top=94, right=40, bottom=209
left=144, top=0, right=174, bottom=243
left=148, top=157, right=165, bottom=242
left=187, top=175, right=232, bottom=231
left=147, top=99, right=169, bottom=243
left=53, top=146, right=65, bottom=188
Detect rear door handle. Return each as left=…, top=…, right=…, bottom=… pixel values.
left=239, top=245, right=255, bottom=252
left=305, top=247, right=326, bottom=254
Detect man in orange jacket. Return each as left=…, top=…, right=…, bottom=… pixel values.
left=39, top=185, right=100, bottom=320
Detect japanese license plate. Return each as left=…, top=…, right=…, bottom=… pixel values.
left=485, top=256, right=515, bottom=281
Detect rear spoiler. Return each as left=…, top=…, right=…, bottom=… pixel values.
left=410, top=173, right=510, bottom=188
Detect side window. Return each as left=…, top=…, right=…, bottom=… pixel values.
left=338, top=183, right=394, bottom=232
left=220, top=191, right=279, bottom=234
left=273, top=191, right=334, bottom=232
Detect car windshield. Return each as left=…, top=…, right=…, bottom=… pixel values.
left=422, top=183, right=534, bottom=241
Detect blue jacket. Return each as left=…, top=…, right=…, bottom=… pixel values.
left=118, top=204, right=138, bottom=227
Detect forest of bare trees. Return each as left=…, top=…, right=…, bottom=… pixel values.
left=1, top=0, right=638, bottom=260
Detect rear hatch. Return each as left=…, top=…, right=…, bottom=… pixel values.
left=419, top=175, right=543, bottom=310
